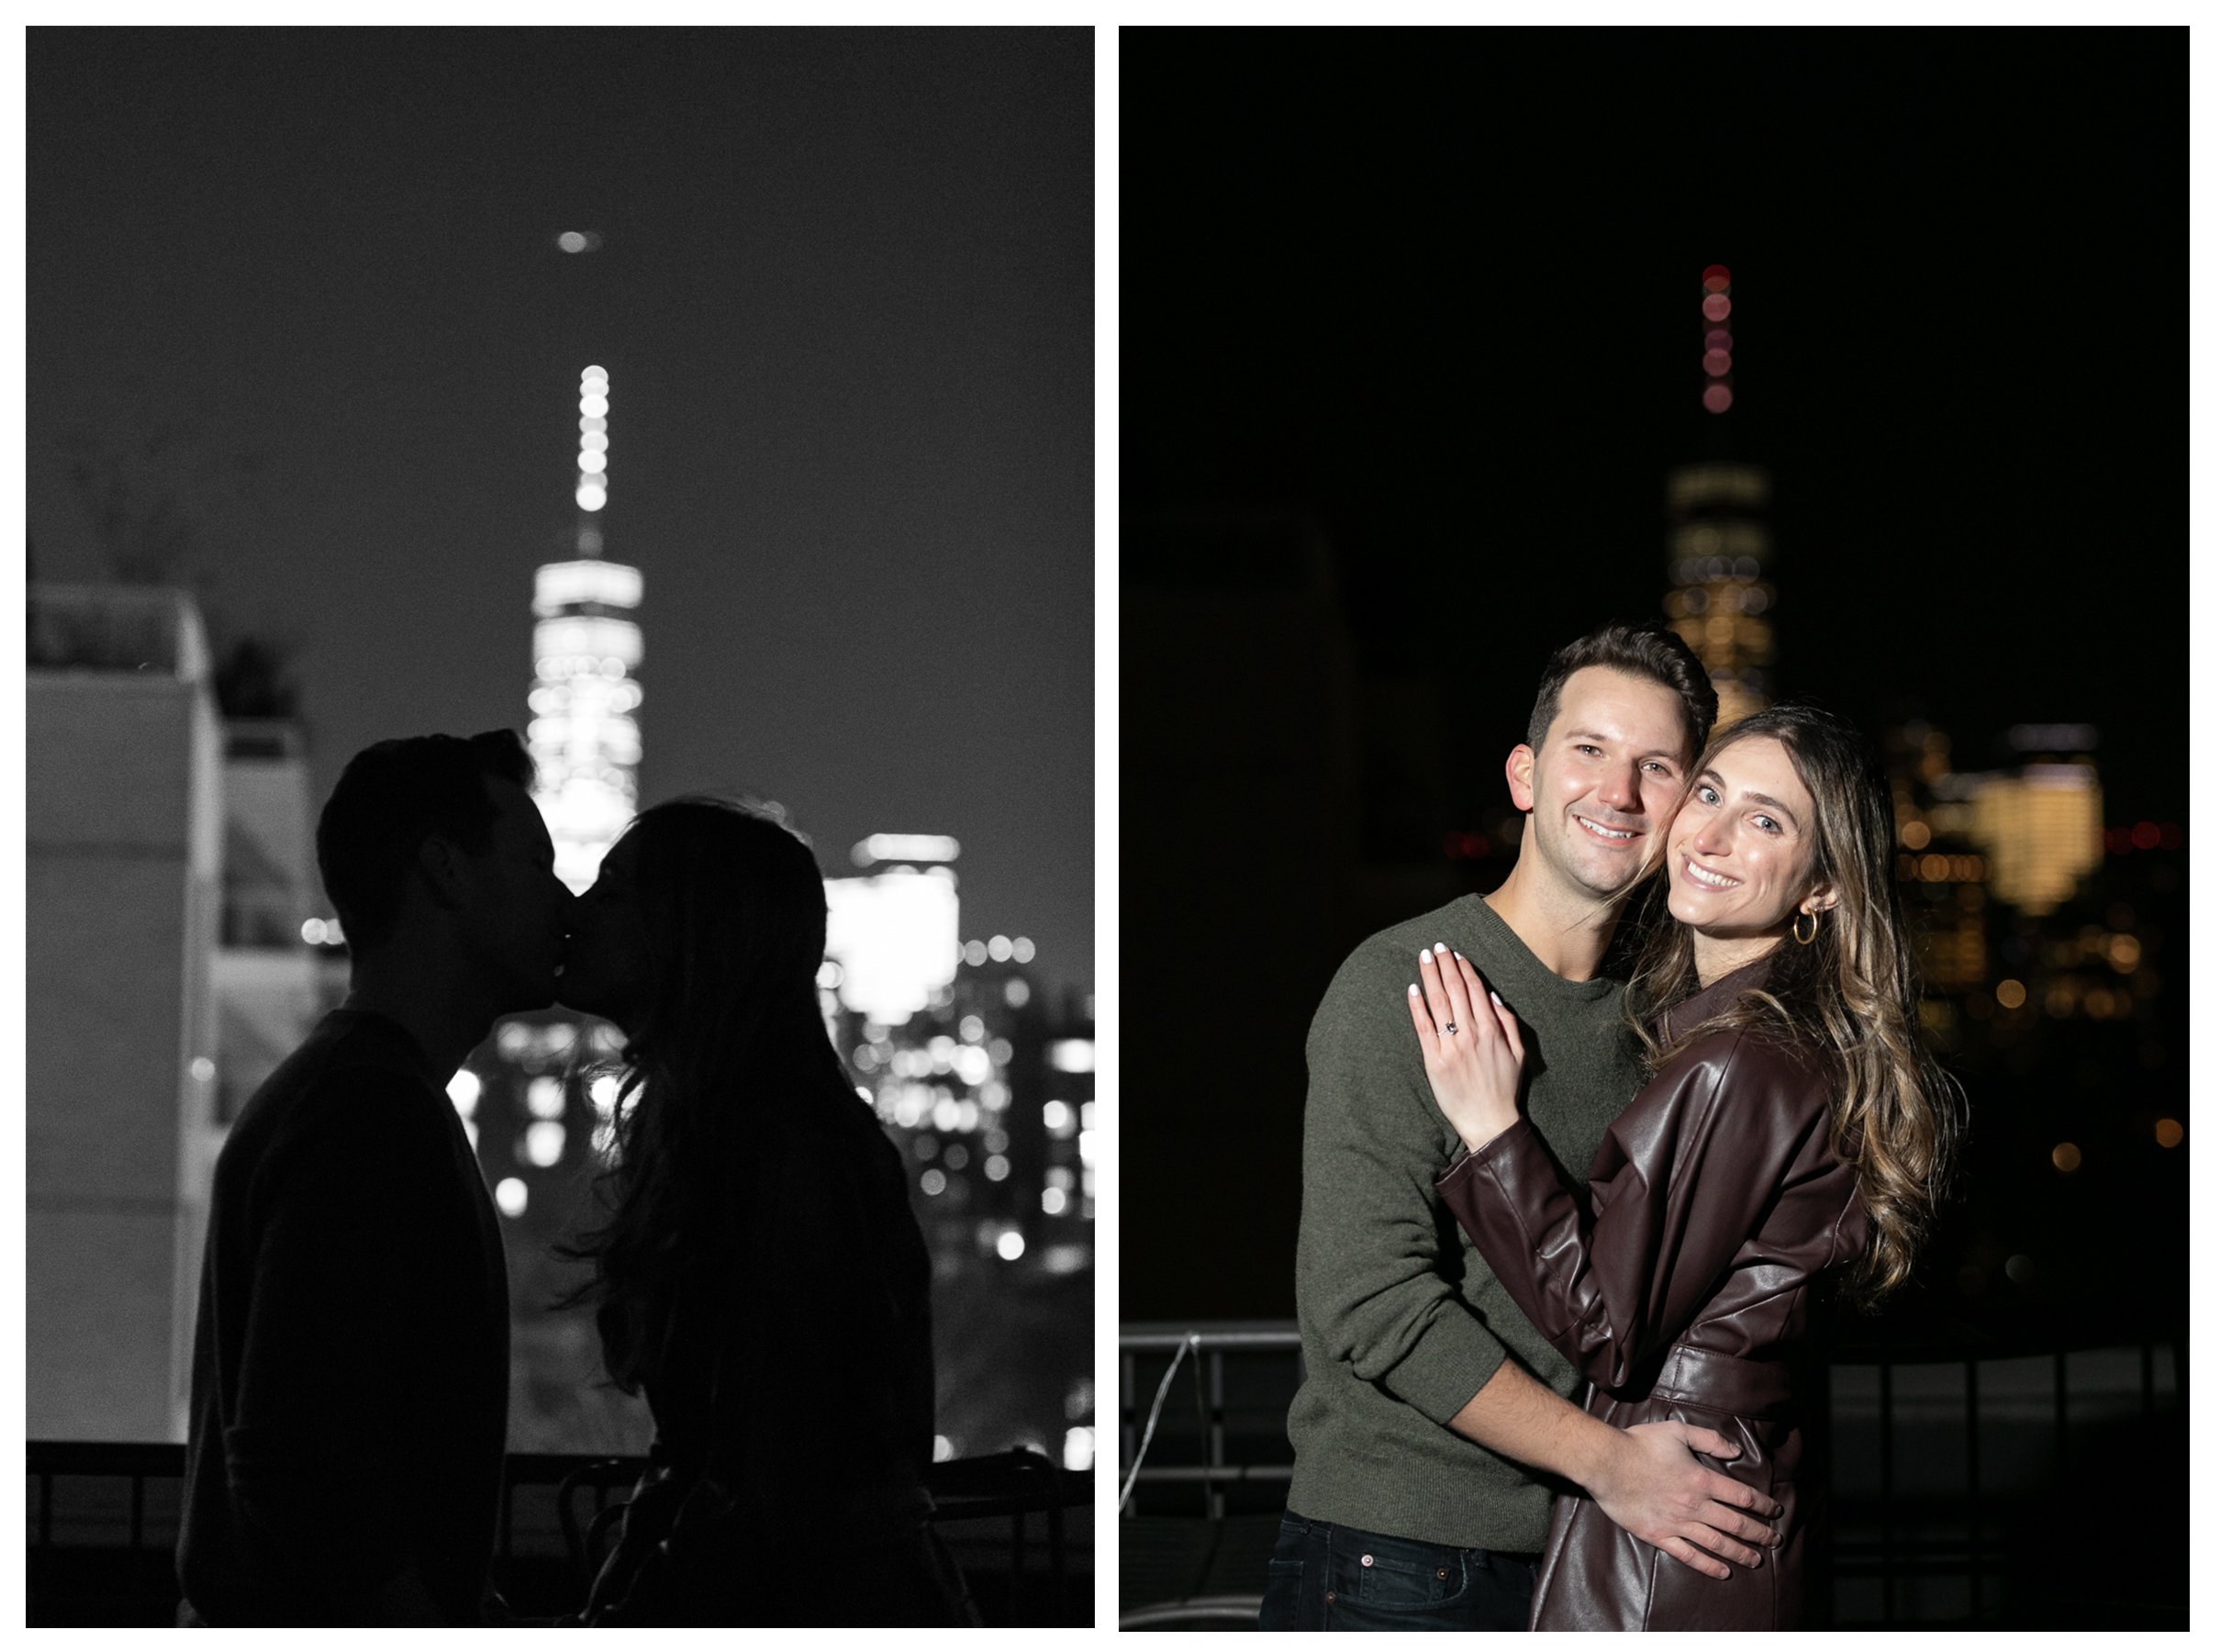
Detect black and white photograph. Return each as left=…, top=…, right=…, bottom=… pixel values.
left=26, top=25, right=1094, bottom=1626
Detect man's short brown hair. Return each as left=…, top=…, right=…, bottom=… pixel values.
left=1525, top=624, right=1716, bottom=764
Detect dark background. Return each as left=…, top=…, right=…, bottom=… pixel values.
left=1121, top=28, right=2187, bottom=1326
left=28, top=26, right=1095, bottom=998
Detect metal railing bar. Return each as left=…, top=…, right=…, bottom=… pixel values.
left=1124, top=1464, right=1293, bottom=1485
left=1879, top=1356, right=1895, bottom=1624
left=1964, top=1358, right=1981, bottom=1620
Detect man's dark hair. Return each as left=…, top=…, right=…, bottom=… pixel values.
left=1525, top=623, right=1717, bottom=763
left=316, top=731, right=536, bottom=953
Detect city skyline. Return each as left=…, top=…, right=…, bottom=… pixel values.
left=28, top=28, right=1096, bottom=996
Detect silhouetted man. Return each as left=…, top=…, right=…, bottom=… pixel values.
left=177, top=731, right=571, bottom=1624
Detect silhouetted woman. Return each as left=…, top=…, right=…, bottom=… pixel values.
left=556, top=797, right=972, bottom=1625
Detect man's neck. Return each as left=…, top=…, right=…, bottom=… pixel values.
left=340, top=955, right=498, bottom=1082
left=1482, top=854, right=1620, bottom=983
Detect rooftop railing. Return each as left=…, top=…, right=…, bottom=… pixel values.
left=1117, top=1316, right=2184, bottom=1631
left=28, top=1440, right=1090, bottom=1626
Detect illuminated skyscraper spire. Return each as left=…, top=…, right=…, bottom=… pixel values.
left=1666, top=265, right=1774, bottom=727
left=529, top=365, right=643, bottom=893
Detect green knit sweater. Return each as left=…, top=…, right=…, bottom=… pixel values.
left=1284, top=894, right=1645, bottom=1552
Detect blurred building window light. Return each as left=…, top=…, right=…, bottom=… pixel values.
left=495, top=1178, right=529, bottom=1218
left=996, top=1229, right=1025, bottom=1261
left=1064, top=1427, right=1095, bottom=1472
left=2156, top=1119, right=2184, bottom=1149
left=954, top=1046, right=991, bottom=1086
left=988, top=935, right=1013, bottom=962
left=525, top=1122, right=566, bottom=1167
left=588, top=1074, right=622, bottom=1117
left=853, top=833, right=959, bottom=865
left=1079, top=1101, right=1096, bottom=1131
left=1044, top=1100, right=1073, bottom=1133
left=1043, top=1187, right=1068, bottom=1216
left=826, top=870, right=960, bottom=1021
left=1049, top=1039, right=1095, bottom=1074
left=921, top=1169, right=947, bottom=1197
left=933, top=1435, right=955, bottom=1463
left=959, top=1015, right=985, bottom=1043
left=932, top=1098, right=963, bottom=1133
left=955, top=1099, right=980, bottom=1133
left=447, top=1070, right=483, bottom=1115
left=963, top=940, right=988, bottom=966
left=1078, top=1127, right=1097, bottom=1167
left=984, top=1155, right=1010, bottom=1182
left=1004, top=979, right=1030, bottom=1009
left=1012, top=937, right=1035, bottom=963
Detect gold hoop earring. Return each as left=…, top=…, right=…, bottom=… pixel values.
left=1791, top=909, right=1819, bottom=946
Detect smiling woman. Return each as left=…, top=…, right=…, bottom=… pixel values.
left=1665, top=733, right=1838, bottom=982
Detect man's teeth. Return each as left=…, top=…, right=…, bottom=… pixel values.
left=1578, top=817, right=1635, bottom=840
left=1685, top=859, right=1737, bottom=888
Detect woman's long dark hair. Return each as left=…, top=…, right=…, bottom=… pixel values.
left=560, top=797, right=854, bottom=1392
left=1624, top=703, right=1966, bottom=1312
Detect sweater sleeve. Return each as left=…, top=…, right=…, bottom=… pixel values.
left=221, top=1081, right=455, bottom=1605
left=1434, top=1034, right=1823, bottom=1393
left=1296, top=951, right=1517, bottom=1426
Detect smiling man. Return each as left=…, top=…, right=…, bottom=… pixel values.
left=1265, top=624, right=1789, bottom=1632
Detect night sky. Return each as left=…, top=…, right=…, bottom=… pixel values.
left=1126, top=27, right=2185, bottom=824
left=1121, top=28, right=2187, bottom=1319
left=29, top=28, right=1095, bottom=997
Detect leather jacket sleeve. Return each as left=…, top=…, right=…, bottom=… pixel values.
left=1434, top=1030, right=1834, bottom=1393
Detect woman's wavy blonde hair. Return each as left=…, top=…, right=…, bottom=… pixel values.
left=1624, top=702, right=1965, bottom=1311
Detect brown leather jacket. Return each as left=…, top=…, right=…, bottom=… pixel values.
left=1435, top=954, right=1869, bottom=1631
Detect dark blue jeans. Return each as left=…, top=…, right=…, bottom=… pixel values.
left=1258, top=1510, right=1538, bottom=1631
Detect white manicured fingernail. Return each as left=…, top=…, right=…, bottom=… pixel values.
left=1490, top=990, right=1502, bottom=1006
left=1420, top=949, right=1433, bottom=965
left=1433, top=943, right=1447, bottom=954
left=1408, top=983, right=1419, bottom=996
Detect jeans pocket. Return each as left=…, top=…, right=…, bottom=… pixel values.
left=1333, top=1534, right=1461, bottom=1611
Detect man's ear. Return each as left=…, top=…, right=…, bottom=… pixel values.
left=416, top=833, right=469, bottom=911
left=1505, top=744, right=1537, bottom=813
